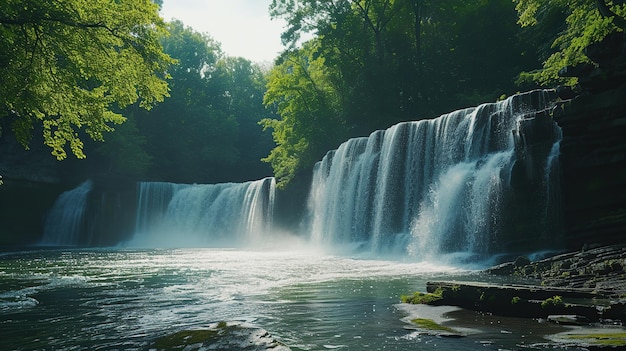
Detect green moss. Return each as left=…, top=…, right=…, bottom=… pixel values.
left=479, top=291, right=496, bottom=302
left=411, top=318, right=456, bottom=333
left=401, top=291, right=443, bottom=304
left=153, top=329, right=221, bottom=350
left=565, top=332, right=626, bottom=346
left=511, top=296, right=521, bottom=304
left=541, top=295, right=564, bottom=308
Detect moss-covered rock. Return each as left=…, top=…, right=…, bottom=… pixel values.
left=151, top=321, right=291, bottom=351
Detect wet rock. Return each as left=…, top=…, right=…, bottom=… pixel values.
left=420, top=281, right=603, bottom=321
left=486, top=262, right=515, bottom=276
left=151, top=321, right=291, bottom=351
left=514, top=256, right=531, bottom=268
left=547, top=314, right=590, bottom=325
left=509, top=244, right=626, bottom=299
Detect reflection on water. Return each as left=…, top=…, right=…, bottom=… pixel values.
left=0, top=248, right=573, bottom=350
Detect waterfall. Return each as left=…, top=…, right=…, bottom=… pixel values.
left=40, top=180, right=93, bottom=246
left=129, top=177, right=276, bottom=247
left=307, top=90, right=562, bottom=259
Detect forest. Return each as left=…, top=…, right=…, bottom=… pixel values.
left=1, top=0, right=624, bottom=187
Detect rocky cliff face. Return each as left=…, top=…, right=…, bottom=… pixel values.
left=556, top=84, right=626, bottom=248
left=555, top=32, right=626, bottom=249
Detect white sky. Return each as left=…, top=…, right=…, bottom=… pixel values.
left=160, top=0, right=287, bottom=64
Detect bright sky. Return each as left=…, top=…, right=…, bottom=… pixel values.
left=160, top=0, right=287, bottom=63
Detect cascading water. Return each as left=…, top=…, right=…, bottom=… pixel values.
left=307, top=90, right=562, bottom=260
left=129, top=177, right=276, bottom=247
left=40, top=180, right=93, bottom=246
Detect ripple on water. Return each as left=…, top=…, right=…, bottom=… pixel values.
left=0, top=248, right=478, bottom=351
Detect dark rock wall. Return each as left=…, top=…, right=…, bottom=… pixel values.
left=82, top=175, right=138, bottom=246
left=556, top=83, right=626, bottom=249
left=0, top=180, right=66, bottom=246
left=553, top=32, right=626, bottom=249
left=508, top=102, right=564, bottom=252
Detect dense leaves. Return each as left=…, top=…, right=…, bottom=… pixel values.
left=98, top=20, right=273, bottom=183
left=261, top=40, right=345, bottom=186
left=514, top=0, right=626, bottom=85
left=0, top=0, right=175, bottom=159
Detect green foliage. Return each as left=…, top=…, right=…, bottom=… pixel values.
left=0, top=0, right=175, bottom=160
left=513, top=0, right=626, bottom=86
left=129, top=20, right=272, bottom=183
left=95, top=111, right=152, bottom=177
left=261, top=40, right=345, bottom=187
left=511, top=296, right=521, bottom=304
left=541, top=295, right=564, bottom=308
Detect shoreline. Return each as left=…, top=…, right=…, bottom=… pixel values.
left=401, top=243, right=626, bottom=348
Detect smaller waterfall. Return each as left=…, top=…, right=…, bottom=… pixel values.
left=130, top=177, right=276, bottom=247
left=40, top=180, right=93, bottom=246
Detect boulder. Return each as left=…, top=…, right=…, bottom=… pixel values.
left=151, top=321, right=291, bottom=351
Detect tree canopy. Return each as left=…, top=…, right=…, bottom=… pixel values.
left=0, top=0, right=175, bottom=160
left=514, top=0, right=626, bottom=85
left=92, top=20, right=273, bottom=183
left=264, top=0, right=540, bottom=187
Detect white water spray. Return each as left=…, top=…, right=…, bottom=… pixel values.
left=306, top=90, right=561, bottom=259
left=130, top=177, right=276, bottom=247
left=40, top=180, right=93, bottom=246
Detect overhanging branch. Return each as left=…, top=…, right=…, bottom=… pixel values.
left=596, top=0, right=626, bottom=31
left=0, top=17, right=117, bottom=35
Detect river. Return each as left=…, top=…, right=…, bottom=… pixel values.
left=0, top=247, right=579, bottom=350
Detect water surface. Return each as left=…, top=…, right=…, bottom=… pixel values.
left=1, top=248, right=569, bottom=350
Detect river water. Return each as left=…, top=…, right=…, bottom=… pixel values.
left=1, top=247, right=573, bottom=350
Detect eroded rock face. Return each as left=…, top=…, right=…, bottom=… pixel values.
left=555, top=83, right=626, bottom=249
left=151, top=321, right=291, bottom=351
left=554, top=32, right=626, bottom=249
left=507, top=243, right=626, bottom=298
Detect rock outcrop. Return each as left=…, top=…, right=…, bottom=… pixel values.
left=151, top=321, right=291, bottom=351
left=555, top=32, right=626, bottom=248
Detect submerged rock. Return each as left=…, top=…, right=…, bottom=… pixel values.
left=547, top=314, right=590, bottom=325
left=151, top=321, right=291, bottom=351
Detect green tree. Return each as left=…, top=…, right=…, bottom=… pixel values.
left=514, top=0, right=626, bottom=86
left=95, top=110, right=152, bottom=177
left=0, top=0, right=175, bottom=160
left=135, top=20, right=239, bottom=183
left=271, top=0, right=419, bottom=131
left=261, top=40, right=345, bottom=187
left=131, top=20, right=272, bottom=183
left=212, top=57, right=274, bottom=180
